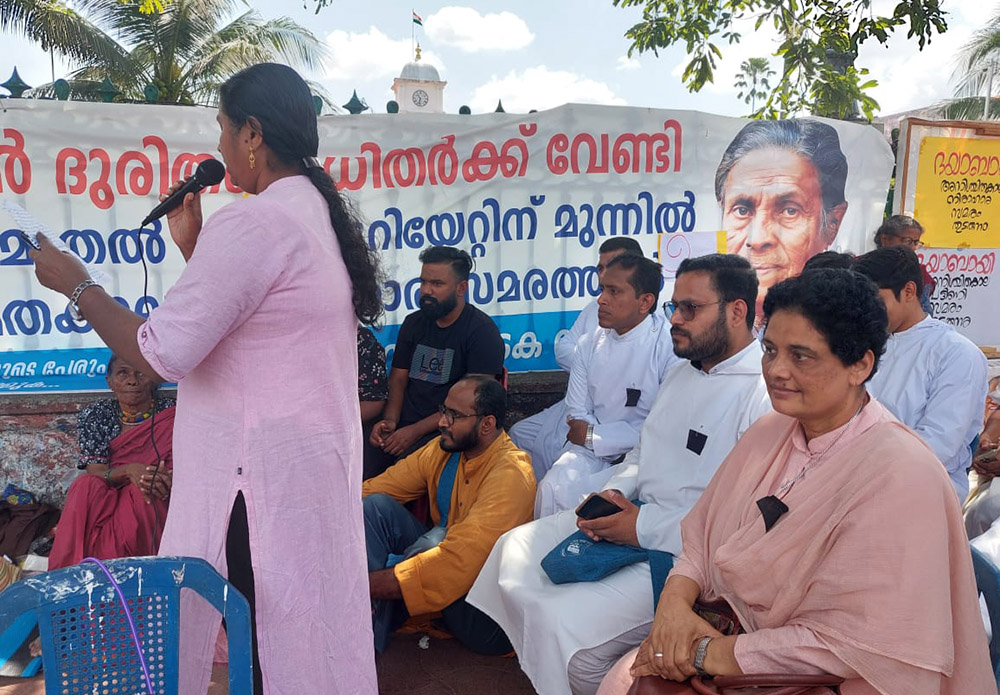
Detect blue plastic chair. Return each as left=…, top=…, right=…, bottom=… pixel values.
left=971, top=545, right=1000, bottom=688
left=0, top=556, right=253, bottom=695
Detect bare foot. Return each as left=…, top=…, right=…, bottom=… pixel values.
left=29, top=637, right=41, bottom=657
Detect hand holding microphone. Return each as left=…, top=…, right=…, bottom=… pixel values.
left=147, top=158, right=226, bottom=261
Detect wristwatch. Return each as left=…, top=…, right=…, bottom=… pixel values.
left=693, top=636, right=712, bottom=677
left=584, top=423, right=594, bottom=451
left=68, top=279, right=98, bottom=322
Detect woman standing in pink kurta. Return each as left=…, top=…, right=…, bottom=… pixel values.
left=30, top=64, right=381, bottom=695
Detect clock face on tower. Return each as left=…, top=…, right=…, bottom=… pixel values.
left=412, top=89, right=429, bottom=107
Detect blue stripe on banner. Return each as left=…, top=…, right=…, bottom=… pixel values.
left=0, top=347, right=113, bottom=393
left=0, top=309, right=583, bottom=393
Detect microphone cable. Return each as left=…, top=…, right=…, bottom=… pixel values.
left=137, top=220, right=165, bottom=553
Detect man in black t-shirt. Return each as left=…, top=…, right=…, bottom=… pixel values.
left=368, top=247, right=505, bottom=476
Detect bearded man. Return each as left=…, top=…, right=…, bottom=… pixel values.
left=364, top=375, right=535, bottom=654
left=468, top=254, right=772, bottom=695
left=369, top=246, right=505, bottom=476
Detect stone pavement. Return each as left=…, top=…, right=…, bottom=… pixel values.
left=0, top=632, right=538, bottom=694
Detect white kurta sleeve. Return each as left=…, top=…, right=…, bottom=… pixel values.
left=602, top=442, right=641, bottom=498
left=564, top=331, right=596, bottom=423
left=591, top=421, right=642, bottom=459
left=555, top=302, right=596, bottom=372
left=912, top=343, right=987, bottom=477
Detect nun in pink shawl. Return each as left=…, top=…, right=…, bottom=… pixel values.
left=598, top=269, right=993, bottom=695
left=30, top=64, right=382, bottom=695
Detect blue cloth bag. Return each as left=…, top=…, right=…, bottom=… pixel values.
left=540, top=500, right=674, bottom=608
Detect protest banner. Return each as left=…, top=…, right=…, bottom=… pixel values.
left=0, top=101, right=893, bottom=392
left=896, top=118, right=1000, bottom=350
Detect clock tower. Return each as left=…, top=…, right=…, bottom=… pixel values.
left=391, top=45, right=446, bottom=114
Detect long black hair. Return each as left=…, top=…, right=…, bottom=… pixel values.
left=219, top=63, right=384, bottom=325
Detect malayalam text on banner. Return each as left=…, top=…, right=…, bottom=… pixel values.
left=0, top=101, right=893, bottom=392
left=914, top=135, right=1000, bottom=249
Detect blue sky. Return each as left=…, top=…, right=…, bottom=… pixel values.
left=2, top=1, right=994, bottom=117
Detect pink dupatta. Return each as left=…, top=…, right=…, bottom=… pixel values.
left=672, top=400, right=993, bottom=695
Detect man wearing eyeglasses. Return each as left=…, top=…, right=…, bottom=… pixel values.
left=469, top=254, right=772, bottom=695
left=362, top=375, right=534, bottom=656
left=872, top=214, right=936, bottom=314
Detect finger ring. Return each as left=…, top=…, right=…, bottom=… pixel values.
left=653, top=652, right=664, bottom=658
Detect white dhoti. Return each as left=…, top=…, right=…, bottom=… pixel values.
left=510, top=399, right=571, bottom=483
left=535, top=444, right=620, bottom=518
left=468, top=511, right=658, bottom=695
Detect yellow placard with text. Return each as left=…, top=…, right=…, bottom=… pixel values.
left=914, top=136, right=1000, bottom=248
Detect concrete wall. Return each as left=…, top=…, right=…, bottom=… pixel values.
left=0, top=371, right=568, bottom=509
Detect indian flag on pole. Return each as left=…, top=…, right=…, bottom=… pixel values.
left=412, top=10, right=423, bottom=26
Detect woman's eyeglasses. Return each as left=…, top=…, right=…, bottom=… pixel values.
left=885, top=233, right=925, bottom=249
left=438, top=404, right=479, bottom=426
left=664, top=300, right=724, bottom=321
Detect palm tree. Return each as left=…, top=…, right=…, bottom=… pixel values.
left=734, top=57, right=775, bottom=114
left=947, top=9, right=1000, bottom=120
left=0, top=0, right=327, bottom=104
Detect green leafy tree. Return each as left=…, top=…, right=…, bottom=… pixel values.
left=734, top=57, right=774, bottom=113
left=610, top=0, right=948, bottom=120
left=1, top=0, right=327, bottom=104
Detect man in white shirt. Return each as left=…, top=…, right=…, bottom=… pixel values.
left=854, top=245, right=988, bottom=500
left=510, top=238, right=643, bottom=482
left=468, top=254, right=772, bottom=695
left=535, top=254, right=679, bottom=517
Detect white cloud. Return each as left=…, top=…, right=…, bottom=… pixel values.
left=616, top=55, right=642, bottom=71
left=323, top=26, right=444, bottom=81
left=469, top=66, right=626, bottom=112
left=425, top=7, right=534, bottom=52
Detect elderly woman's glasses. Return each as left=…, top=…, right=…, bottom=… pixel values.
left=886, top=233, right=925, bottom=249
left=438, top=404, right=479, bottom=426
left=665, top=300, right=723, bottom=321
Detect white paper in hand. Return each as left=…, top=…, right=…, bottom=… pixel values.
left=1, top=199, right=112, bottom=286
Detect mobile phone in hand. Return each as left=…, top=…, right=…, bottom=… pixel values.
left=19, top=231, right=40, bottom=251
left=975, top=449, right=999, bottom=465
left=575, top=493, right=623, bottom=520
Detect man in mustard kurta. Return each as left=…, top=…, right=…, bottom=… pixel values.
left=363, top=374, right=535, bottom=655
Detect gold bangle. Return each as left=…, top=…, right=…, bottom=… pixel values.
left=104, top=468, right=113, bottom=485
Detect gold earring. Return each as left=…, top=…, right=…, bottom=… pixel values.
left=248, top=146, right=256, bottom=170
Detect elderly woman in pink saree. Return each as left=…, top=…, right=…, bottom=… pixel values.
left=49, top=355, right=175, bottom=570
left=598, top=269, right=993, bottom=695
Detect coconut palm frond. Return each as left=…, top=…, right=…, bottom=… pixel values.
left=5, top=0, right=328, bottom=105
left=180, top=10, right=326, bottom=103
left=253, top=17, right=328, bottom=72
left=937, top=96, right=1000, bottom=121
left=0, top=0, right=131, bottom=72
left=950, top=12, right=1000, bottom=106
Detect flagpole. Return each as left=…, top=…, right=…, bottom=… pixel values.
left=411, top=9, right=415, bottom=60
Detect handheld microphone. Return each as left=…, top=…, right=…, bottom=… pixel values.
left=141, top=158, right=226, bottom=227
